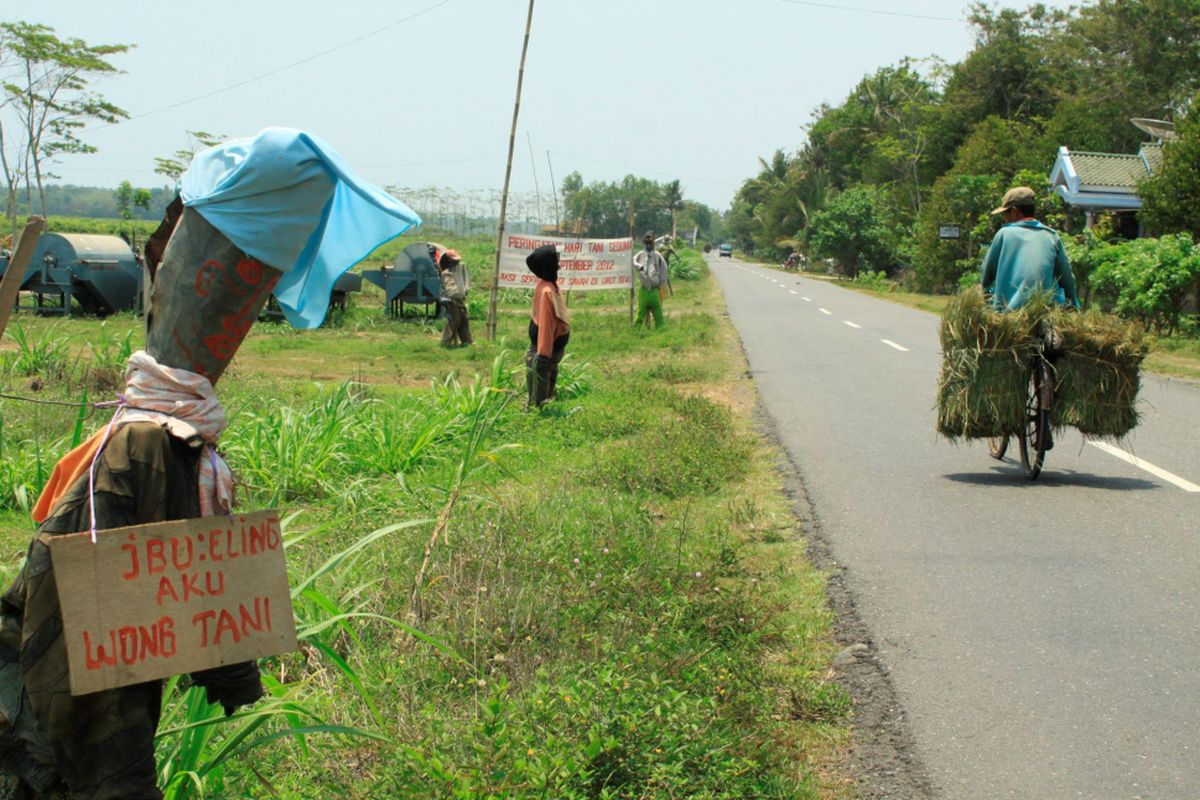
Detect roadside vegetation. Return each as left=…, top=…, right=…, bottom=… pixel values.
left=0, top=238, right=849, bottom=798
left=724, top=1, right=1200, bottom=380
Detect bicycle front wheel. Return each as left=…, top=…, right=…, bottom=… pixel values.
left=1018, top=364, right=1050, bottom=479
left=987, top=435, right=1008, bottom=460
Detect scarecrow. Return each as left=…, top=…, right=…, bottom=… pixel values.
left=0, top=128, right=419, bottom=799
left=525, top=244, right=570, bottom=407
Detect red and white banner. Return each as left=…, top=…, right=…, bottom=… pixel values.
left=498, top=234, right=633, bottom=290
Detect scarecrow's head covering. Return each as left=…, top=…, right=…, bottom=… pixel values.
left=526, top=244, right=560, bottom=282
left=145, top=127, right=422, bottom=383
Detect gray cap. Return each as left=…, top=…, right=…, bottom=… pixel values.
left=991, top=186, right=1036, bottom=215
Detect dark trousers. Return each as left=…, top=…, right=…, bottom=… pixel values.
left=441, top=298, right=472, bottom=346
left=527, top=322, right=569, bottom=407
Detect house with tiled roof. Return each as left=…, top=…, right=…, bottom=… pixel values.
left=1048, top=120, right=1177, bottom=235
left=1048, top=142, right=1165, bottom=235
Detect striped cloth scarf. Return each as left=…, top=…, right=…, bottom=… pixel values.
left=32, top=351, right=233, bottom=524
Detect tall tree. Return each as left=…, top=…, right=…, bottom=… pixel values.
left=1139, top=95, right=1200, bottom=237
left=0, top=22, right=129, bottom=221
left=153, top=130, right=224, bottom=184
left=663, top=179, right=683, bottom=237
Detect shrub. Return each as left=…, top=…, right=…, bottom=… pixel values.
left=1088, top=234, right=1200, bottom=333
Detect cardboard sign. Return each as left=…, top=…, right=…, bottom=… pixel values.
left=46, top=510, right=298, bottom=696
left=498, top=234, right=633, bottom=290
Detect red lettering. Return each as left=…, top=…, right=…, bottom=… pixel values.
left=205, top=570, right=225, bottom=597
left=83, top=629, right=117, bottom=670
left=266, top=517, right=281, bottom=550
left=180, top=572, right=204, bottom=601
left=156, top=576, right=180, bottom=606
left=170, top=535, right=194, bottom=570
left=146, top=539, right=166, bottom=575
left=159, top=616, right=176, bottom=657
left=214, top=609, right=241, bottom=644
left=193, top=609, right=216, bottom=647
left=121, top=536, right=139, bottom=580
left=208, top=529, right=224, bottom=562
left=239, top=598, right=264, bottom=635
left=118, top=626, right=139, bottom=665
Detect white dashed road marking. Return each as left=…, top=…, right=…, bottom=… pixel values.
left=789, top=290, right=798, bottom=295
left=881, top=339, right=909, bottom=352
left=843, top=321, right=861, bottom=329
left=819, top=308, right=832, bottom=315
left=1089, top=442, right=1200, bottom=492
left=802, top=297, right=811, bottom=302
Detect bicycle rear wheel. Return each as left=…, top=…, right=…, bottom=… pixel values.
left=1018, top=364, right=1050, bottom=479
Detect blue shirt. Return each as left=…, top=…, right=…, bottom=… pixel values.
left=980, top=219, right=1079, bottom=311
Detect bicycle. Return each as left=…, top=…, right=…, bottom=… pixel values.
left=987, top=338, right=1055, bottom=480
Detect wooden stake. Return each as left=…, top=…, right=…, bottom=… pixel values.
left=628, top=197, right=636, bottom=323
left=0, top=217, right=46, bottom=340
left=487, top=0, right=537, bottom=341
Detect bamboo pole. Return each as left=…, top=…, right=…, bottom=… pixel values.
left=628, top=197, right=636, bottom=323
left=527, top=132, right=543, bottom=229
left=0, top=216, right=45, bottom=340
left=487, top=0, right=536, bottom=341
left=545, top=150, right=560, bottom=232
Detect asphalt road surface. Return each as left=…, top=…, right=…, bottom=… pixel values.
left=710, top=254, right=1199, bottom=799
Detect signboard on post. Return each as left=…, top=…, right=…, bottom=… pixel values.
left=498, top=234, right=633, bottom=290
left=46, top=510, right=298, bottom=696
left=938, top=224, right=962, bottom=240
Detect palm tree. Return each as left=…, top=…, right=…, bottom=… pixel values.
left=663, top=179, right=684, bottom=237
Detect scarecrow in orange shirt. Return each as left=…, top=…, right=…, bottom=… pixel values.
left=524, top=244, right=570, bottom=407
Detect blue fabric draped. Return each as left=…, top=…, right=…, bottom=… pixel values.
left=181, top=127, right=421, bottom=328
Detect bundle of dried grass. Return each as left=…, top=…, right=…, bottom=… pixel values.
left=937, top=287, right=1039, bottom=439
left=936, top=287, right=1149, bottom=440
left=1050, top=309, right=1150, bottom=438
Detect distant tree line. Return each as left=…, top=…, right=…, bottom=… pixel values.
left=7, top=182, right=172, bottom=220
left=728, top=0, right=1200, bottom=294
left=559, top=172, right=721, bottom=242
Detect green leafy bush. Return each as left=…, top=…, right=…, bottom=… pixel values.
left=1087, top=234, right=1200, bottom=333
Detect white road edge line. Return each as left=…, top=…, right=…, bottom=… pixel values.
left=819, top=308, right=832, bottom=315
left=1089, top=442, right=1200, bottom=492
left=880, top=339, right=909, bottom=352
left=843, top=321, right=861, bottom=329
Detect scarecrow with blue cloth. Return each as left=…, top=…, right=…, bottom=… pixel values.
left=0, top=129, right=419, bottom=800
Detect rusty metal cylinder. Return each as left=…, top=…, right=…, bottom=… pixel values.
left=145, top=207, right=282, bottom=384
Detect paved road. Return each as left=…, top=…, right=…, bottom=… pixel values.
left=710, top=255, right=1200, bottom=799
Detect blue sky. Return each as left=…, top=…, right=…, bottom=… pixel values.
left=4, top=1, right=1076, bottom=210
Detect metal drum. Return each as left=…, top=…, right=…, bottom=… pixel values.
left=362, top=242, right=442, bottom=318
left=0, top=232, right=141, bottom=316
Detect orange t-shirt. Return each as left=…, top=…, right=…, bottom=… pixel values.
left=531, top=279, right=570, bottom=357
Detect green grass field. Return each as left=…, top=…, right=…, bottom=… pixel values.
left=0, top=239, right=850, bottom=799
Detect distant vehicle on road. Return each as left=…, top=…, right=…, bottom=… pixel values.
left=718, top=243, right=733, bottom=258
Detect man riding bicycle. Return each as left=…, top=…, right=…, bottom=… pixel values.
left=980, top=187, right=1081, bottom=454
left=980, top=186, right=1080, bottom=311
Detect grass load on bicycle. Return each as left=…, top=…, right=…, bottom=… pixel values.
left=936, top=287, right=1150, bottom=477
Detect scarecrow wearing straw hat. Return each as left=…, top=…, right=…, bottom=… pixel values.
left=633, top=232, right=669, bottom=328
left=980, top=186, right=1080, bottom=312
left=0, top=128, right=420, bottom=799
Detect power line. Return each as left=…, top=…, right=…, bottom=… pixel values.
left=778, top=0, right=962, bottom=23
left=87, top=0, right=452, bottom=131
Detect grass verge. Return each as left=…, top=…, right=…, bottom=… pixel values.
left=0, top=242, right=849, bottom=798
